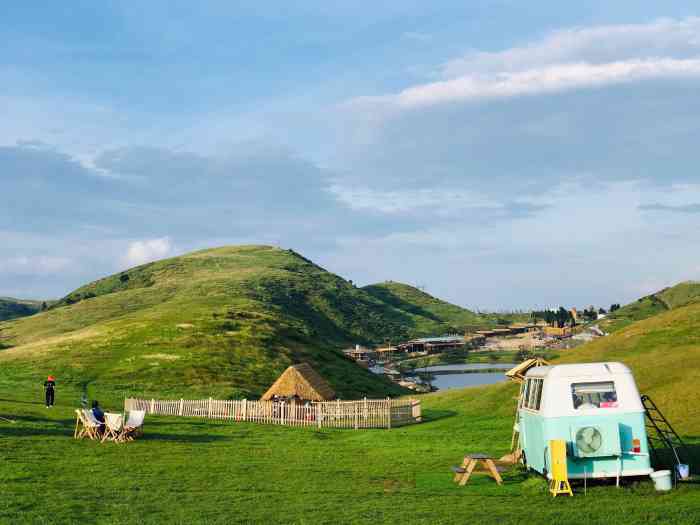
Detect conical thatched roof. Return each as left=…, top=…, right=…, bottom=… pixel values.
left=261, top=363, right=336, bottom=401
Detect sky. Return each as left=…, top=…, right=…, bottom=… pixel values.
left=3, top=1, right=700, bottom=310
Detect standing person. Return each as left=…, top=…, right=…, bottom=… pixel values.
left=44, top=376, right=56, bottom=408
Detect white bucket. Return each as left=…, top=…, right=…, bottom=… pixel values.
left=676, top=464, right=690, bottom=480
left=650, top=470, right=672, bottom=491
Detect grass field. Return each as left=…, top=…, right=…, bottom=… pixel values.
left=2, top=380, right=699, bottom=525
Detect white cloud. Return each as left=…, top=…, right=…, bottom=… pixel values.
left=442, top=17, right=700, bottom=76
left=346, top=17, right=700, bottom=113
left=329, top=185, right=500, bottom=214
left=122, top=238, right=173, bottom=267
left=352, top=58, right=700, bottom=111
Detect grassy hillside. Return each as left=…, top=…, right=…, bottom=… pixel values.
left=0, top=246, right=481, bottom=401
left=0, top=297, right=44, bottom=322
left=362, top=281, right=482, bottom=334
left=559, top=301, right=700, bottom=435
left=602, top=281, right=700, bottom=333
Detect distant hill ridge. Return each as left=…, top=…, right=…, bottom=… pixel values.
left=601, top=280, right=700, bottom=333
left=0, top=297, right=45, bottom=322
left=0, top=245, right=486, bottom=399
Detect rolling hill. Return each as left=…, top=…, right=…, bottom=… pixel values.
left=601, top=281, right=700, bottom=333
left=362, top=281, right=482, bottom=334
left=0, top=297, right=44, bottom=322
left=0, top=245, right=484, bottom=400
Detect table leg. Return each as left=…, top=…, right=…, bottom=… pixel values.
left=459, top=459, right=477, bottom=486
left=485, top=459, right=503, bottom=485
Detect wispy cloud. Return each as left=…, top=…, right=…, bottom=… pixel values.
left=347, top=17, right=700, bottom=112
left=639, top=203, right=700, bottom=213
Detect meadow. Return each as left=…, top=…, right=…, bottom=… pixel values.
left=2, top=379, right=699, bottom=525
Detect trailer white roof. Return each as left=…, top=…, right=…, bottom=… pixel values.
left=525, top=362, right=632, bottom=379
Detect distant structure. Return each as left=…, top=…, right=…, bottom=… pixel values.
left=261, top=363, right=336, bottom=403
left=570, top=308, right=579, bottom=322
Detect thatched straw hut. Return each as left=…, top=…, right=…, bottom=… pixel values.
left=261, top=363, right=335, bottom=402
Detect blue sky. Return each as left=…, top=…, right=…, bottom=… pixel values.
left=3, top=2, right=700, bottom=310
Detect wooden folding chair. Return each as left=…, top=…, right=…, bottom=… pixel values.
left=101, top=412, right=124, bottom=443
left=122, top=410, right=145, bottom=441
left=74, top=409, right=102, bottom=440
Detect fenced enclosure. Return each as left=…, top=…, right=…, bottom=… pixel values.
left=124, top=397, right=421, bottom=429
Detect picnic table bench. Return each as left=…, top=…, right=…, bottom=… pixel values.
left=452, top=453, right=503, bottom=486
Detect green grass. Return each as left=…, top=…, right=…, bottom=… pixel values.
left=1, top=381, right=698, bottom=525
left=0, top=246, right=495, bottom=401
left=3, top=269, right=700, bottom=523
left=601, top=281, right=700, bottom=333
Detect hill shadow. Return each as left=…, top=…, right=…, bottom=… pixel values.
left=362, top=285, right=442, bottom=322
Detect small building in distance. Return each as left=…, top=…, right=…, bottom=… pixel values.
left=261, top=363, right=336, bottom=403
left=343, top=344, right=376, bottom=367
left=397, top=335, right=466, bottom=354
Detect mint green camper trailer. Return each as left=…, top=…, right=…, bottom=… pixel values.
left=518, top=362, right=653, bottom=481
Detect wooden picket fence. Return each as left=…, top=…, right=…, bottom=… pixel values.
left=124, top=397, right=421, bottom=429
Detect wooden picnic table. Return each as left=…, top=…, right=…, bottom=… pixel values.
left=452, top=453, right=503, bottom=486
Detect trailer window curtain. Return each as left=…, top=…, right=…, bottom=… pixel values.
left=571, top=381, right=617, bottom=409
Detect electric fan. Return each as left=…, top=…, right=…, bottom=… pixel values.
left=575, top=426, right=603, bottom=455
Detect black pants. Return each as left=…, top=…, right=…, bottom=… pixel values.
left=45, top=389, right=54, bottom=406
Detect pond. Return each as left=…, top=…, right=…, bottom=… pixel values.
left=372, top=363, right=516, bottom=391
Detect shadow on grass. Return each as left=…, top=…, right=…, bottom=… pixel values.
left=420, top=409, right=458, bottom=423
left=142, top=432, right=232, bottom=443
left=0, top=426, right=73, bottom=438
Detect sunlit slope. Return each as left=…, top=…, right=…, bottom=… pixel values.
left=558, top=301, right=700, bottom=435
left=602, top=281, right=700, bottom=333
left=0, top=246, right=481, bottom=400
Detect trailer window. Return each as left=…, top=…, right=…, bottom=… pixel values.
left=523, top=378, right=543, bottom=411
left=571, top=381, right=618, bottom=409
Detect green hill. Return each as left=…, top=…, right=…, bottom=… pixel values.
left=0, top=297, right=44, bottom=322
left=0, top=245, right=481, bottom=400
left=362, top=281, right=482, bottom=334
left=601, top=281, right=700, bottom=333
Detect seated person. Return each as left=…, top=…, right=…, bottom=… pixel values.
left=91, top=400, right=106, bottom=432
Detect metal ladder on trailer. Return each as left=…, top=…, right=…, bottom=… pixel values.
left=640, top=394, right=689, bottom=474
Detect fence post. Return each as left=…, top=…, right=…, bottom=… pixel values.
left=150, top=398, right=155, bottom=414
left=208, top=397, right=212, bottom=419
left=243, top=399, right=247, bottom=422
left=354, top=402, right=358, bottom=430
left=178, top=399, right=184, bottom=416
left=386, top=397, right=391, bottom=429
left=316, top=403, right=322, bottom=429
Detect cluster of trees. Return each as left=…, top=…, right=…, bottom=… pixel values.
left=531, top=302, right=622, bottom=326
left=531, top=307, right=576, bottom=328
